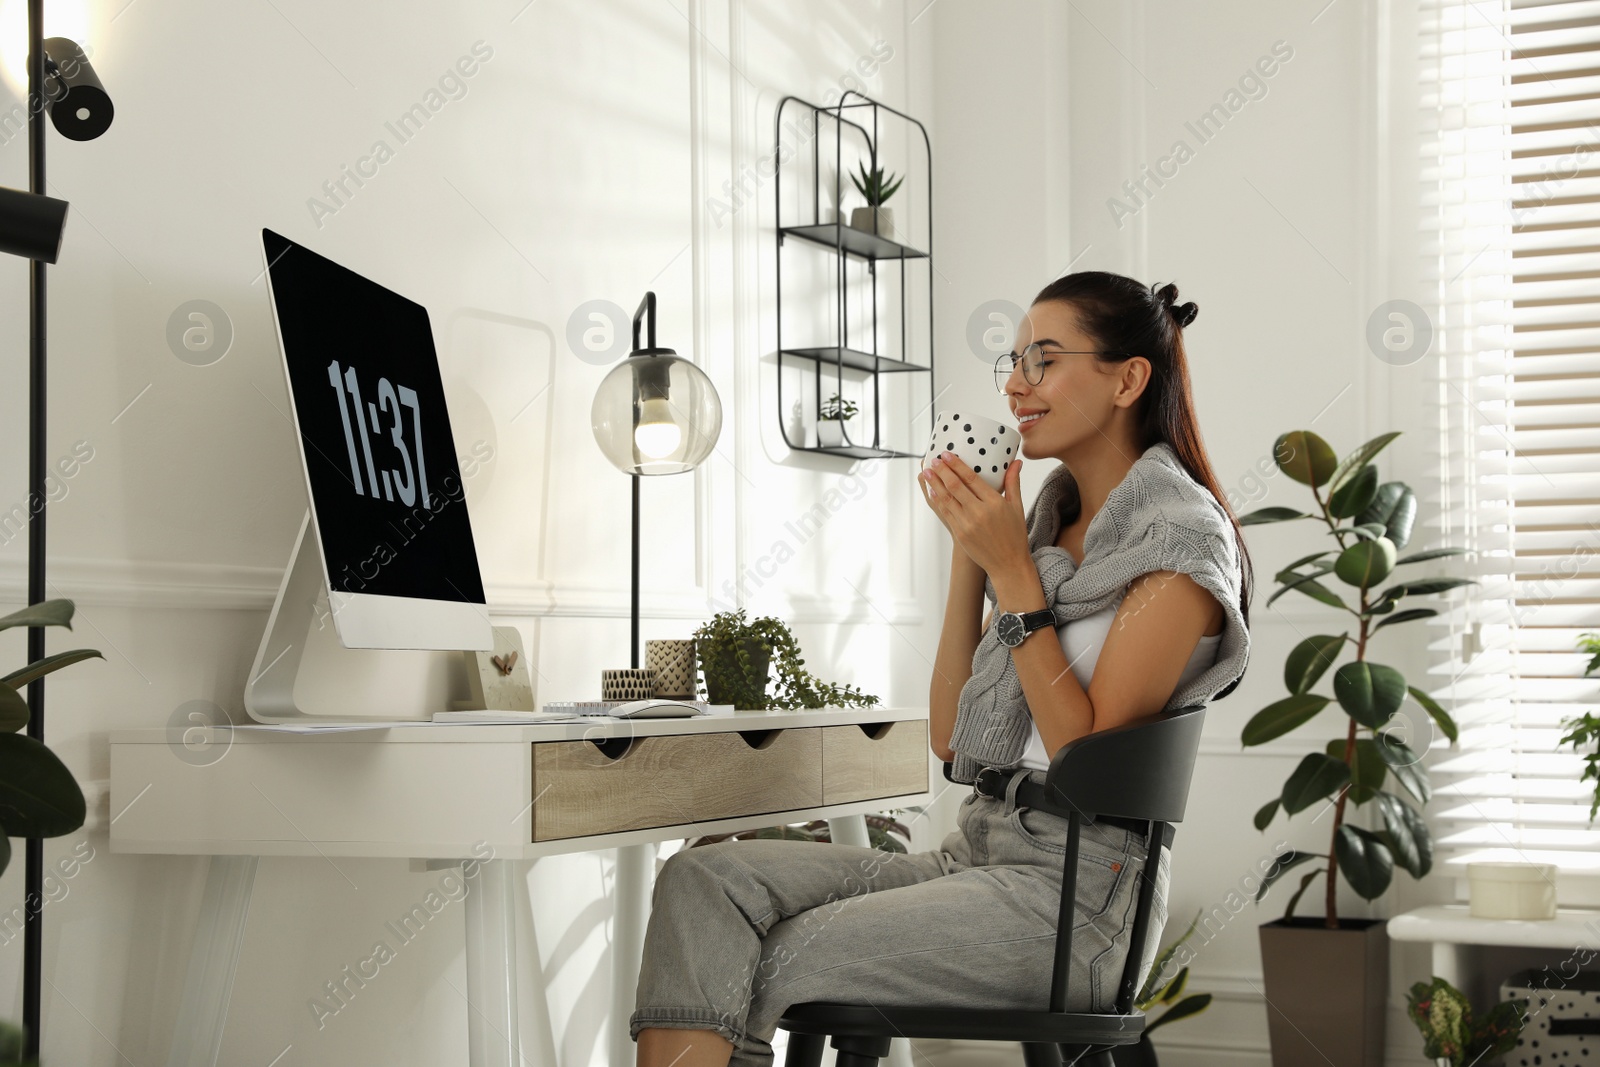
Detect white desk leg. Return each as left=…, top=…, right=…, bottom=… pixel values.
left=612, top=843, right=656, bottom=1067
left=1432, top=941, right=1466, bottom=987
left=465, top=859, right=522, bottom=1067
left=167, top=855, right=258, bottom=1067
left=825, top=817, right=913, bottom=1067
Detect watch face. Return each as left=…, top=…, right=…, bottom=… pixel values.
left=997, top=613, right=1024, bottom=647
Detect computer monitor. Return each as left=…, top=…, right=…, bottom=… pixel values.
left=261, top=228, right=492, bottom=652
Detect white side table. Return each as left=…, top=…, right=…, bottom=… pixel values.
left=1388, top=904, right=1600, bottom=985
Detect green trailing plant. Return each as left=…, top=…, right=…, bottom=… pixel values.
left=850, top=161, right=903, bottom=207
left=819, top=393, right=858, bottom=421
left=1132, top=910, right=1214, bottom=1035
left=1404, top=976, right=1526, bottom=1066
left=689, top=812, right=910, bottom=853
left=692, top=609, right=880, bottom=711
left=1241, top=431, right=1474, bottom=928
left=1556, top=631, right=1600, bottom=821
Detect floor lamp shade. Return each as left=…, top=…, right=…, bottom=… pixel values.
left=0, top=185, right=67, bottom=263
left=590, top=352, right=722, bottom=475
left=42, top=38, right=114, bottom=141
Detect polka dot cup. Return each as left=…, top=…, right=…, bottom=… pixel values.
left=922, top=410, right=1017, bottom=492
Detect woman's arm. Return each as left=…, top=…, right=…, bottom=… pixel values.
left=928, top=544, right=988, bottom=762
left=992, top=563, right=1225, bottom=760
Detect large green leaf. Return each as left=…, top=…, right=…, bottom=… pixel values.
left=0, top=686, right=27, bottom=733
left=1282, top=752, right=1352, bottom=815
left=1266, top=572, right=1352, bottom=612
left=1254, top=797, right=1281, bottom=831
left=1371, top=608, right=1437, bottom=634
left=1333, top=661, right=1408, bottom=728
left=1329, top=465, right=1380, bottom=519
left=1343, top=522, right=1391, bottom=543
left=1373, top=577, right=1479, bottom=605
left=1327, top=432, right=1403, bottom=500
left=1408, top=685, right=1459, bottom=744
left=1284, top=635, right=1346, bottom=695
left=1334, top=537, right=1397, bottom=588
left=1255, top=848, right=1322, bottom=902
left=1358, top=481, right=1418, bottom=550
left=0, top=600, right=73, bottom=633
left=1326, top=737, right=1388, bottom=805
left=1243, top=693, right=1331, bottom=746
left=1375, top=735, right=1432, bottom=804
left=1283, top=867, right=1326, bottom=920
left=1375, top=792, right=1433, bottom=878
left=1145, top=993, right=1213, bottom=1033
left=1276, top=551, right=1333, bottom=579
left=1394, top=547, right=1469, bottom=566
left=1275, top=431, right=1339, bottom=487
left=1240, top=507, right=1312, bottom=526
left=0, top=733, right=86, bottom=838
left=0, top=649, right=104, bottom=690
left=1336, top=825, right=1395, bottom=899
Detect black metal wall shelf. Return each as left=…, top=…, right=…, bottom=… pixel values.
left=774, top=90, right=932, bottom=460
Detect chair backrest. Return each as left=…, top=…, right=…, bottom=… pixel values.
left=1038, top=705, right=1207, bottom=1019
left=1037, top=704, right=1206, bottom=824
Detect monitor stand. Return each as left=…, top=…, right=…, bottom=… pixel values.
left=244, top=511, right=460, bottom=723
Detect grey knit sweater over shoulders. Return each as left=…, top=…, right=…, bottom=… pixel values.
left=947, top=440, right=1250, bottom=783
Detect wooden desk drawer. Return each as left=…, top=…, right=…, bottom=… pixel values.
left=531, top=727, right=822, bottom=841
left=821, top=720, right=928, bottom=804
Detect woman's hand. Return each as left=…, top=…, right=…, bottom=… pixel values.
left=917, top=452, right=1032, bottom=578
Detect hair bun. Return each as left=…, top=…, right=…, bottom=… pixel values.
left=1154, top=282, right=1199, bottom=328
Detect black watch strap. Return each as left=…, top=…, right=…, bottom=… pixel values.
left=1017, top=608, right=1056, bottom=636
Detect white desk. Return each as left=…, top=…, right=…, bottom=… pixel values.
left=1388, top=904, right=1600, bottom=984
left=110, top=706, right=934, bottom=1067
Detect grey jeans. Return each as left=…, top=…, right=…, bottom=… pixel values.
left=630, top=768, right=1171, bottom=1067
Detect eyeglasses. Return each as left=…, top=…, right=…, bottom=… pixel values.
left=993, top=344, right=1113, bottom=393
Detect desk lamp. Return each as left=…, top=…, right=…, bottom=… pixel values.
left=590, top=291, right=722, bottom=667
left=3, top=14, right=113, bottom=1059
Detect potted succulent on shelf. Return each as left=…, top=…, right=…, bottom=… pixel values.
left=817, top=392, right=857, bottom=449
left=1111, top=911, right=1214, bottom=1067
left=848, top=160, right=903, bottom=239
left=692, top=609, right=880, bottom=711
left=1404, top=976, right=1526, bottom=1067
left=1242, top=429, right=1473, bottom=1067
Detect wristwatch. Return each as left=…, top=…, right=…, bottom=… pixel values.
left=995, top=608, right=1057, bottom=648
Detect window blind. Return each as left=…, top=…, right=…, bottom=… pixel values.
left=1422, top=0, right=1600, bottom=874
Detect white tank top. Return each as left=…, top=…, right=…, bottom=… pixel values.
left=1009, top=593, right=1222, bottom=772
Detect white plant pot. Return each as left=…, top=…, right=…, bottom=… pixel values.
left=1468, top=861, right=1557, bottom=920
left=817, top=420, right=848, bottom=448
left=849, top=206, right=895, bottom=238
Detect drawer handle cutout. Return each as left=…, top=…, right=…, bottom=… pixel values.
left=738, top=730, right=783, bottom=750
left=856, top=722, right=894, bottom=741
left=587, top=737, right=636, bottom=761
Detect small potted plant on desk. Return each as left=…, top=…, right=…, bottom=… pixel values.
left=692, top=609, right=879, bottom=711
left=848, top=161, right=902, bottom=239
left=1242, top=429, right=1474, bottom=1067
left=817, top=393, right=857, bottom=450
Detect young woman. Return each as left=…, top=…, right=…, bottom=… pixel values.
left=630, top=271, right=1253, bottom=1067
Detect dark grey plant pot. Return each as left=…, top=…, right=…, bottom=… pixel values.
left=1259, top=917, right=1388, bottom=1067
left=701, top=639, right=771, bottom=708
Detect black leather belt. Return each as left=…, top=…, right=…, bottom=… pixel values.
left=972, top=765, right=1174, bottom=849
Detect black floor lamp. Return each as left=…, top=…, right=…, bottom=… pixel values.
left=589, top=292, right=723, bottom=667
left=1, top=6, right=112, bottom=1058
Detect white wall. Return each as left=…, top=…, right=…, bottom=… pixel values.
left=0, top=1, right=951, bottom=1064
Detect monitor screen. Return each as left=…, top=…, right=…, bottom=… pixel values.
left=261, top=228, right=487, bottom=608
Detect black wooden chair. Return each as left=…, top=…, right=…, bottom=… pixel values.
left=776, top=704, right=1207, bottom=1067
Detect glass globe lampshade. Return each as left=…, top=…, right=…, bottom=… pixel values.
left=591, top=350, right=722, bottom=475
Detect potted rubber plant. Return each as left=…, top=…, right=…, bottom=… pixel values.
left=1111, top=911, right=1214, bottom=1067
left=817, top=392, right=857, bottom=449
left=848, top=160, right=902, bottom=239
left=1241, top=430, right=1472, bottom=1067
left=692, top=609, right=880, bottom=711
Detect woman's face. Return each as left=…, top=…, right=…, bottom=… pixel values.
left=1003, top=300, right=1148, bottom=459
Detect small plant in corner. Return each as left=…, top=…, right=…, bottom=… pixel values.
left=1241, top=430, right=1474, bottom=927
left=692, top=609, right=880, bottom=711
left=1404, top=976, right=1526, bottom=1067
left=1555, top=630, right=1600, bottom=820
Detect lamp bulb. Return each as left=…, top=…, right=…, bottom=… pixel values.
left=635, top=397, right=682, bottom=459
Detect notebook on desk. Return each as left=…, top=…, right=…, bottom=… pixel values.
left=542, top=699, right=732, bottom=718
